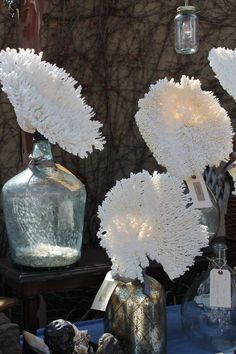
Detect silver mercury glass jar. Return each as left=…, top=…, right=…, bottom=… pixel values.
left=104, top=277, right=166, bottom=354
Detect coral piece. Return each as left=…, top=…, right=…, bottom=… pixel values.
left=97, top=171, right=209, bottom=282
left=73, top=325, right=94, bottom=353
left=0, top=48, right=105, bottom=157
left=135, top=75, right=233, bottom=180
left=209, top=47, right=236, bottom=102
left=96, top=333, right=124, bottom=354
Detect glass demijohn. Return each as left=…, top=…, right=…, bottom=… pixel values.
left=2, top=134, right=86, bottom=269
left=181, top=243, right=236, bottom=352
left=174, top=5, right=199, bottom=55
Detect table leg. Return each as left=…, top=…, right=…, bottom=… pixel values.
left=23, top=296, right=40, bottom=334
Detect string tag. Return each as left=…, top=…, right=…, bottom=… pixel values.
left=91, top=271, right=118, bottom=312
left=186, top=174, right=212, bottom=208
left=47, top=164, right=81, bottom=192
left=210, top=269, right=231, bottom=308
left=227, top=163, right=236, bottom=181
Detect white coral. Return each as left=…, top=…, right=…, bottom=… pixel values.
left=97, top=171, right=209, bottom=282
left=209, top=47, right=236, bottom=102
left=135, top=76, right=233, bottom=180
left=0, top=48, right=105, bottom=157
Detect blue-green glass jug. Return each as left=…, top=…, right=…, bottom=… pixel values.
left=2, top=133, right=86, bottom=269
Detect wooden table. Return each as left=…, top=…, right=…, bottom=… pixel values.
left=0, top=248, right=111, bottom=334
left=0, top=238, right=236, bottom=334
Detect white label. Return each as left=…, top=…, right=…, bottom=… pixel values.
left=227, top=163, right=236, bottom=181
left=210, top=269, right=231, bottom=308
left=186, top=174, right=212, bottom=208
left=91, top=271, right=118, bottom=312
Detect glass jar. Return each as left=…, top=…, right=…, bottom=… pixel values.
left=1, top=133, right=86, bottom=269
left=105, top=277, right=166, bottom=354
left=181, top=243, right=236, bottom=352
left=174, top=6, right=199, bottom=55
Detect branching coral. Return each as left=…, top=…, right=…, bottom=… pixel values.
left=135, top=76, right=233, bottom=180
left=97, top=171, right=209, bottom=282
left=209, top=47, right=236, bottom=102
left=0, top=48, right=105, bottom=157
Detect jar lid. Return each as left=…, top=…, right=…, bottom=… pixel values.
left=177, top=5, right=196, bottom=13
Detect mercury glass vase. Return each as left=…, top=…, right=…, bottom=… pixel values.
left=104, top=277, right=166, bottom=354
left=2, top=133, right=86, bottom=269
left=181, top=243, right=236, bottom=353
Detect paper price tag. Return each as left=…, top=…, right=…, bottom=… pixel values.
left=210, top=269, right=231, bottom=308
left=186, top=175, right=212, bottom=208
left=227, top=163, right=236, bottom=181
left=91, top=271, right=118, bottom=312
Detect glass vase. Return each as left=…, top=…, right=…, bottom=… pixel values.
left=104, top=276, right=166, bottom=354
left=1, top=133, right=86, bottom=269
left=181, top=243, right=236, bottom=353
left=174, top=5, right=199, bottom=55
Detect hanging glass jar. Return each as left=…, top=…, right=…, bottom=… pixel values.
left=174, top=5, right=199, bottom=55
left=1, top=132, right=86, bottom=269
left=104, top=276, right=166, bottom=354
left=181, top=243, right=236, bottom=353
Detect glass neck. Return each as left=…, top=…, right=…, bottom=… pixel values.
left=32, top=140, right=53, bottom=161
left=211, top=243, right=227, bottom=268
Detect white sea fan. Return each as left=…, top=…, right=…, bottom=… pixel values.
left=135, top=76, right=233, bottom=180
left=0, top=48, right=105, bottom=157
left=209, top=47, right=236, bottom=101
left=97, top=171, right=209, bottom=282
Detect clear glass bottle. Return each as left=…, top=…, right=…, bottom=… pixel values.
left=181, top=243, right=236, bottom=352
left=2, top=133, right=86, bottom=269
left=175, top=5, right=199, bottom=55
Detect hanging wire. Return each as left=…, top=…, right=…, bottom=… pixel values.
left=185, top=0, right=189, bottom=5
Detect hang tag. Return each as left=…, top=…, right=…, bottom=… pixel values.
left=91, top=271, right=118, bottom=312
left=227, top=163, right=236, bottom=181
left=210, top=269, right=231, bottom=308
left=185, top=174, right=212, bottom=208
left=45, top=164, right=81, bottom=192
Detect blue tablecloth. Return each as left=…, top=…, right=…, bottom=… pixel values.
left=37, top=305, right=234, bottom=354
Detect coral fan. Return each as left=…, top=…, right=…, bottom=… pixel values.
left=0, top=48, right=105, bottom=157
left=209, top=47, right=236, bottom=102
left=97, top=171, right=208, bottom=281
left=135, top=76, right=232, bottom=180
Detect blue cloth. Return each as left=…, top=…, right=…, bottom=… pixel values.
left=36, top=305, right=234, bottom=354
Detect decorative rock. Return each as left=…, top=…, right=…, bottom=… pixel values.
left=44, top=319, right=75, bottom=354
left=96, top=333, right=124, bottom=354
left=0, top=312, right=21, bottom=354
